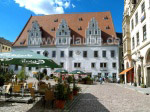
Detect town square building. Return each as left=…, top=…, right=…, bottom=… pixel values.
left=12, top=12, right=122, bottom=81
left=122, top=0, right=150, bottom=86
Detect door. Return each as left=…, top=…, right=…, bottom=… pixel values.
left=147, top=67, right=150, bottom=87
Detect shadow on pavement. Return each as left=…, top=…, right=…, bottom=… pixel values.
left=70, top=93, right=110, bottom=112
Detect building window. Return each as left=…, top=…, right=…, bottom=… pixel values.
left=100, top=63, right=107, bottom=68
left=60, top=51, right=64, bottom=57
left=59, top=38, right=61, bottom=43
left=8, top=48, right=10, bottom=51
left=5, top=47, right=7, bottom=50
left=54, top=19, right=58, bottom=22
left=105, top=73, right=108, bottom=78
left=102, top=51, right=106, bottom=58
left=104, top=63, right=107, bottom=68
left=52, top=51, right=56, bottom=58
left=2, top=46, right=4, bottom=49
left=79, top=18, right=83, bottom=21
left=104, top=16, right=108, bottom=20
left=106, top=26, right=110, bottom=29
left=94, top=51, right=98, bottom=58
left=36, top=33, right=38, bottom=36
left=112, top=73, right=116, bottom=79
left=141, top=2, right=145, bottom=13
left=36, top=67, right=39, bottom=70
left=37, top=51, right=40, bottom=54
left=95, top=30, right=97, bottom=34
left=131, top=19, right=134, bottom=30
left=74, top=63, right=81, bottom=68
left=112, top=63, right=116, bottom=68
left=15, top=65, right=18, bottom=71
left=132, top=37, right=135, bottom=49
left=69, top=51, right=73, bottom=57
left=143, top=25, right=147, bottom=40
left=59, top=32, right=61, bottom=35
left=28, top=67, right=32, bottom=71
left=91, top=63, right=95, bottom=68
left=111, top=50, right=115, bottom=58
left=60, top=62, right=64, bottom=68
left=92, top=24, right=95, bottom=27
left=43, top=51, right=49, bottom=57
left=83, top=51, right=87, bottom=58
left=136, top=32, right=139, bottom=46
left=78, top=27, right=82, bottom=31
left=89, top=31, right=91, bottom=35
left=135, top=12, right=138, bottom=25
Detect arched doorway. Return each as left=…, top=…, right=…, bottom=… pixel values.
left=137, top=66, right=141, bottom=86
left=43, top=69, right=47, bottom=75
left=146, top=50, right=150, bottom=87
left=43, top=51, right=49, bottom=57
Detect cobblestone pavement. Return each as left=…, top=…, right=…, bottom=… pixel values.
left=70, top=83, right=150, bottom=112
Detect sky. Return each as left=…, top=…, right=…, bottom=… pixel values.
left=0, top=0, right=124, bottom=42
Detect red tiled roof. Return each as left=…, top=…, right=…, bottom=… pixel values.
left=13, top=12, right=117, bottom=47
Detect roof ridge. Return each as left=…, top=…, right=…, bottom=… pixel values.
left=32, top=11, right=111, bottom=17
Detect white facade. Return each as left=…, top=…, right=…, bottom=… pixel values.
left=12, top=45, right=120, bottom=81
left=123, top=0, right=150, bottom=86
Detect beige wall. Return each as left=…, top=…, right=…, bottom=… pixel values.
left=0, top=43, right=11, bottom=52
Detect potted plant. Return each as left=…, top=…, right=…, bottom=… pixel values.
left=34, top=72, right=45, bottom=81
left=17, top=67, right=27, bottom=82
left=73, top=85, right=81, bottom=96
left=67, top=86, right=73, bottom=100
left=0, top=74, right=4, bottom=87
left=67, top=76, right=73, bottom=84
left=45, top=76, right=50, bottom=80
left=55, top=83, right=67, bottom=109
left=134, top=82, right=137, bottom=87
left=140, top=84, right=146, bottom=88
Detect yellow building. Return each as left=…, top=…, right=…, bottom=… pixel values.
left=0, top=37, right=12, bottom=52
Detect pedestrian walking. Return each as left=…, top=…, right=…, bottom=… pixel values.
left=99, top=77, right=103, bottom=84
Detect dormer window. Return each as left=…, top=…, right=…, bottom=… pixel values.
left=20, top=42, right=24, bottom=45
left=78, top=27, right=82, bottom=31
left=51, top=27, right=55, bottom=31
left=62, top=25, right=64, bottom=28
left=79, top=17, right=83, bottom=21
left=54, top=19, right=58, bottom=22
left=106, top=26, right=110, bottom=29
left=104, top=16, right=108, bottom=20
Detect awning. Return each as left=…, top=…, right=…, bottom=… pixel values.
left=120, top=67, right=133, bottom=75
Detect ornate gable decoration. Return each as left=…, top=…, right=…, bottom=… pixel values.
left=86, top=17, right=101, bottom=37
left=28, top=21, right=42, bottom=46
left=86, top=18, right=101, bottom=45
left=56, top=19, right=71, bottom=37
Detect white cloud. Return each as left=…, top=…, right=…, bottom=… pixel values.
left=14, top=0, right=72, bottom=15
left=72, top=4, right=76, bottom=8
